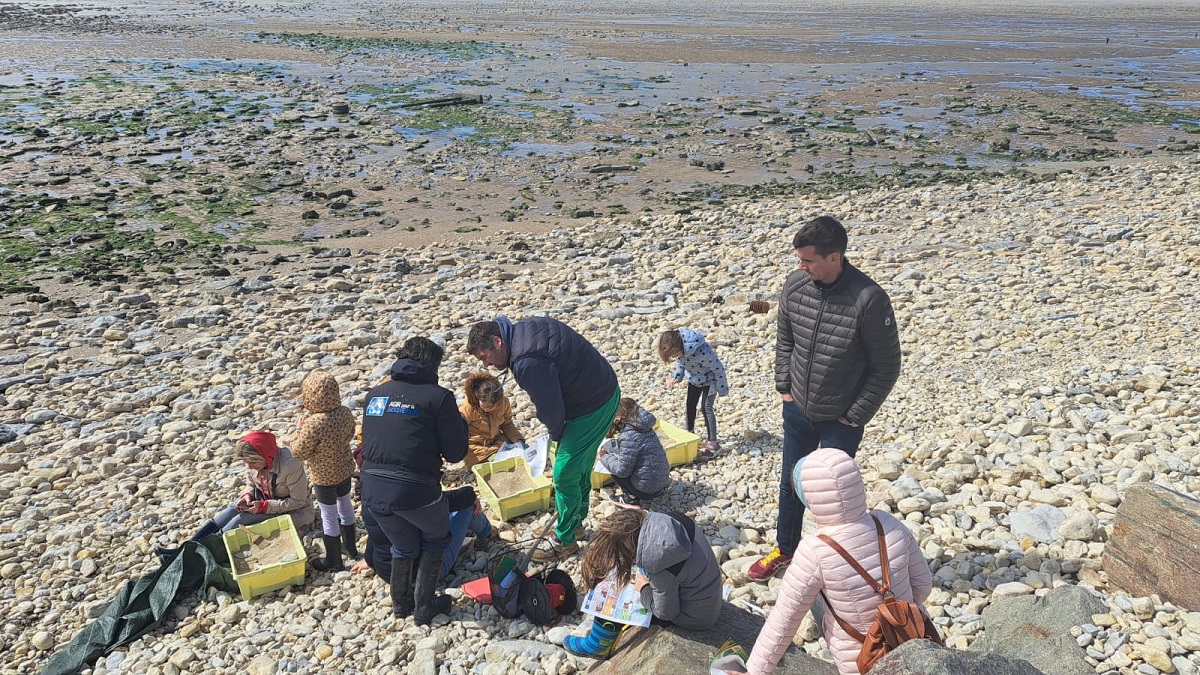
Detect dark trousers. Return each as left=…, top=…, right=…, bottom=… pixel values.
left=613, top=474, right=662, bottom=501
left=361, top=505, right=394, bottom=574
left=369, top=494, right=451, bottom=561
left=777, top=401, right=864, bottom=557
left=363, top=502, right=490, bottom=576
left=686, top=383, right=718, bottom=442
left=313, top=477, right=352, bottom=504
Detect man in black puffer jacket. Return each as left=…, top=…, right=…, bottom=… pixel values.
left=361, top=336, right=468, bottom=625
left=749, top=215, right=902, bottom=582
left=468, top=316, right=620, bottom=562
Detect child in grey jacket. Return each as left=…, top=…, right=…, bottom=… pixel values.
left=564, top=508, right=723, bottom=660
left=598, top=398, right=670, bottom=508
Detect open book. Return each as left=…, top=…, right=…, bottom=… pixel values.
left=579, top=567, right=652, bottom=627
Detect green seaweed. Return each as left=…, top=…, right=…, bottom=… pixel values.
left=258, top=32, right=509, bottom=60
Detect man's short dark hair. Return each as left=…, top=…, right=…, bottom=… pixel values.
left=792, top=216, right=848, bottom=256
left=466, top=320, right=501, bottom=353
left=397, top=336, right=444, bottom=371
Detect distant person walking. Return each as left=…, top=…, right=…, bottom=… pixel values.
left=468, top=316, right=620, bottom=562
left=749, top=216, right=902, bottom=581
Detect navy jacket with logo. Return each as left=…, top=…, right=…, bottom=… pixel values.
left=360, top=358, right=468, bottom=511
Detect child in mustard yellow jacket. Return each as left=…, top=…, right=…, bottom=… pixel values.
left=459, top=372, right=524, bottom=468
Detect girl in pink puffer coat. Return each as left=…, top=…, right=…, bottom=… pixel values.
left=743, top=447, right=933, bottom=675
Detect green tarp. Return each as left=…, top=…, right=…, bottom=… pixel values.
left=41, top=538, right=237, bottom=675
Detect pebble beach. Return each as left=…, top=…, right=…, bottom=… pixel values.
left=3, top=1, right=1200, bottom=674
left=4, top=156, right=1200, bottom=674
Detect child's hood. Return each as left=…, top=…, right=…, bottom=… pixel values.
left=636, top=512, right=693, bottom=574
left=463, top=371, right=503, bottom=409
left=301, top=369, right=342, bottom=413
left=623, top=405, right=657, bottom=434
left=678, top=328, right=705, bottom=356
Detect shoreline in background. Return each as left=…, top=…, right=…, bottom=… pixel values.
left=0, top=0, right=1198, bottom=299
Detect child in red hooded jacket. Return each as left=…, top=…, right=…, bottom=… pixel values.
left=154, top=431, right=314, bottom=561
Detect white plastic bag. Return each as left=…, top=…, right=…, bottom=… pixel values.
left=493, top=442, right=525, bottom=463
left=592, top=438, right=616, bottom=475
left=524, top=434, right=550, bottom=477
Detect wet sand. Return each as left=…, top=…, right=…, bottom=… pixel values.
left=1, top=0, right=1198, bottom=296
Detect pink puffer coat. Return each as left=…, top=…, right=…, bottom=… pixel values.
left=745, top=448, right=933, bottom=675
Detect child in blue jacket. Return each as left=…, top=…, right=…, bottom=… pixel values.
left=658, top=328, right=728, bottom=458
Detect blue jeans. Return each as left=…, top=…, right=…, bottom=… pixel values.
left=212, top=504, right=275, bottom=533
left=777, top=401, right=864, bottom=557
left=442, top=508, right=492, bottom=578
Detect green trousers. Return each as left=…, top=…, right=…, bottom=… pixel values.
left=553, top=388, right=620, bottom=545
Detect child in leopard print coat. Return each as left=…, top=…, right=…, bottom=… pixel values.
left=292, top=369, right=358, bottom=571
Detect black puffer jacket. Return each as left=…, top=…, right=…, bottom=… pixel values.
left=775, top=261, right=901, bottom=425
left=496, top=315, right=618, bottom=441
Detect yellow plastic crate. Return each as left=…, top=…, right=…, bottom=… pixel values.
left=591, top=420, right=700, bottom=489
left=222, top=515, right=307, bottom=600
left=473, top=455, right=554, bottom=521
left=659, top=420, right=701, bottom=467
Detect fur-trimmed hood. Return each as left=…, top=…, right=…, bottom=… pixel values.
left=463, top=371, right=502, bottom=410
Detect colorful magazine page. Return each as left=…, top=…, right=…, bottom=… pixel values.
left=579, top=567, right=651, bottom=627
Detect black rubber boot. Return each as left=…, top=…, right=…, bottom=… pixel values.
left=413, top=550, right=452, bottom=626
left=341, top=523, right=359, bottom=559
left=153, top=546, right=180, bottom=563
left=154, top=519, right=221, bottom=564
left=390, top=558, right=415, bottom=618
left=312, top=534, right=344, bottom=572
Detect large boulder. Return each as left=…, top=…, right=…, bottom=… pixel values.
left=871, top=638, right=1044, bottom=674
left=1103, top=483, right=1200, bottom=611
left=586, top=602, right=837, bottom=675
left=968, top=584, right=1105, bottom=675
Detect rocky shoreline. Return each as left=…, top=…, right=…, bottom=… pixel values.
left=2, top=156, right=1200, bottom=673
left=4, top=1, right=1200, bottom=297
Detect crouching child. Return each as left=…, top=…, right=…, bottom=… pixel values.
left=598, top=397, right=670, bottom=508
left=564, top=508, right=722, bottom=660
left=460, top=372, right=525, bottom=468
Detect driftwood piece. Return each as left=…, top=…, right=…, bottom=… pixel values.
left=1102, top=483, right=1200, bottom=611
left=587, top=165, right=638, bottom=174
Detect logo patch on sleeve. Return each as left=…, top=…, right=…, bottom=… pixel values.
left=365, top=397, right=389, bottom=417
